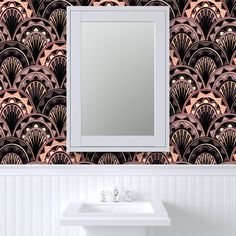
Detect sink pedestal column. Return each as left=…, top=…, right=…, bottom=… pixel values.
left=83, top=227, right=148, bottom=236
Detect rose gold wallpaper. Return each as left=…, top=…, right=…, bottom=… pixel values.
left=0, top=0, right=235, bottom=164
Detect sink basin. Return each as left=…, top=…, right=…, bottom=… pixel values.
left=79, top=202, right=154, bottom=214
left=61, top=201, right=170, bottom=227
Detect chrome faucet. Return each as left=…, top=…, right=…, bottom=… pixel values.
left=113, top=187, right=119, bottom=202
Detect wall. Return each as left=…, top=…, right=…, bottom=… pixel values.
left=0, top=166, right=235, bottom=236
left=0, top=0, right=236, bottom=164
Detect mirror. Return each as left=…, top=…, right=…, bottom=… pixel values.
left=67, top=7, right=169, bottom=152
left=82, top=22, right=154, bottom=136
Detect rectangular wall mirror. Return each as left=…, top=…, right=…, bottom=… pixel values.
left=67, top=7, right=169, bottom=152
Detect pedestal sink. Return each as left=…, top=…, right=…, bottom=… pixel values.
left=61, top=201, right=171, bottom=236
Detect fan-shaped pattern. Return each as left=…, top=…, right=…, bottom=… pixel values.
left=0, top=0, right=235, bottom=164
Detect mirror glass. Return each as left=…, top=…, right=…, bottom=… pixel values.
left=81, top=22, right=155, bottom=136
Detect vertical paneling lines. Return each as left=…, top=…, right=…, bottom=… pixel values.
left=0, top=174, right=235, bottom=236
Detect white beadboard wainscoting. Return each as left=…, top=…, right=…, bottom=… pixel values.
left=0, top=166, right=236, bottom=236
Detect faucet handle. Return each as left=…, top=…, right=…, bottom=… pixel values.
left=125, top=190, right=133, bottom=202
left=100, top=191, right=107, bottom=202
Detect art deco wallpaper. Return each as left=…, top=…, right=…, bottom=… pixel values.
left=0, top=0, right=236, bottom=164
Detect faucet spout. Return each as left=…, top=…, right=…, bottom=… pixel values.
left=113, top=188, right=119, bottom=202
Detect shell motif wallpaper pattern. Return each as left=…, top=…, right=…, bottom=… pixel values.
left=0, top=0, right=236, bottom=165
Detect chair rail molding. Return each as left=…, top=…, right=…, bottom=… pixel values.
left=0, top=165, right=236, bottom=176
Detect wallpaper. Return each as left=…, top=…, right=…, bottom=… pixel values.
left=0, top=0, right=236, bottom=164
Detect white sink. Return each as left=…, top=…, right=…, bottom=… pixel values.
left=61, top=201, right=170, bottom=236
left=79, top=201, right=154, bottom=214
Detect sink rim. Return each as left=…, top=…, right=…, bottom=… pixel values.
left=61, top=201, right=171, bottom=227
left=78, top=201, right=155, bottom=214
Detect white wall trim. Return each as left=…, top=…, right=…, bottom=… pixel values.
left=0, top=165, right=236, bottom=176
left=67, top=6, right=169, bottom=152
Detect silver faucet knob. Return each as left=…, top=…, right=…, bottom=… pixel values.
left=125, top=190, right=133, bottom=202
left=100, top=191, right=107, bottom=202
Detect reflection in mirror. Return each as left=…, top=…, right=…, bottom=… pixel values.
left=81, top=22, right=154, bottom=136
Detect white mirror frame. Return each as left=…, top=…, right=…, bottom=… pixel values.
left=67, top=6, right=169, bottom=152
